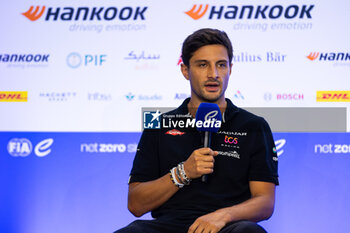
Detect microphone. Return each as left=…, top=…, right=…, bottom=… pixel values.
left=195, top=103, right=222, bottom=182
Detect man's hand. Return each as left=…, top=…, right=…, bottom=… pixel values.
left=183, top=148, right=218, bottom=180
left=188, top=210, right=229, bottom=233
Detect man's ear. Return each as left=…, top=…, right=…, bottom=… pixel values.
left=181, top=63, right=190, bottom=80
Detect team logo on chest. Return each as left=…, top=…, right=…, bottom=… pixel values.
left=165, top=129, right=185, bottom=136
left=224, top=136, right=238, bottom=144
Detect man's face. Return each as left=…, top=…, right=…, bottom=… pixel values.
left=181, top=44, right=232, bottom=104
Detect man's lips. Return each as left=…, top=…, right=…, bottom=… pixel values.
left=204, top=82, right=220, bottom=92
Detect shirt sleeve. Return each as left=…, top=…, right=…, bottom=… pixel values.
left=128, top=129, right=160, bottom=184
left=248, top=118, right=279, bottom=185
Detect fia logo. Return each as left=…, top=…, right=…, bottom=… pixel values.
left=7, top=138, right=54, bottom=157
left=143, top=110, right=162, bottom=129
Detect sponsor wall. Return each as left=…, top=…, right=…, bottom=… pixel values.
left=0, top=0, right=349, bottom=232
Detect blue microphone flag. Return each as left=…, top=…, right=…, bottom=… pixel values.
left=195, top=103, right=222, bottom=132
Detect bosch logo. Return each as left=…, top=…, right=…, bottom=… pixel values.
left=264, top=93, right=272, bottom=101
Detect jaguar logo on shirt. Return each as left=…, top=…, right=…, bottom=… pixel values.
left=217, top=131, right=247, bottom=136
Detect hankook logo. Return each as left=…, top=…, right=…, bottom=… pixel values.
left=22, top=5, right=147, bottom=22
left=185, top=4, right=314, bottom=20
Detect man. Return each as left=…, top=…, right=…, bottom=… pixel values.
left=115, top=28, right=278, bottom=233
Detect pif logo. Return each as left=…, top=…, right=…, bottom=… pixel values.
left=0, top=92, right=28, bottom=102
left=66, top=53, right=107, bottom=68
left=316, top=91, right=350, bottom=102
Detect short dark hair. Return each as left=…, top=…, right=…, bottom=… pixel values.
left=181, top=28, right=233, bottom=66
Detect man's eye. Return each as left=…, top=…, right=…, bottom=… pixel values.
left=198, top=63, right=207, bottom=67
left=218, top=63, right=227, bottom=68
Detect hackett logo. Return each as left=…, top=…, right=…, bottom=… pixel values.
left=21, top=5, right=147, bottom=21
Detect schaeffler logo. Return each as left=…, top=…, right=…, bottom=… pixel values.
left=185, top=4, right=314, bottom=20
left=22, top=5, right=147, bottom=21
left=22, top=6, right=46, bottom=21
left=307, top=52, right=350, bottom=61
left=7, top=138, right=54, bottom=157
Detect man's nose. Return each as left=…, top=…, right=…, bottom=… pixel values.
left=207, top=65, right=218, bottom=79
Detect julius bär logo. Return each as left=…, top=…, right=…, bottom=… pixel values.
left=224, top=136, right=238, bottom=144
left=22, top=6, right=46, bottom=21
left=185, top=4, right=209, bottom=20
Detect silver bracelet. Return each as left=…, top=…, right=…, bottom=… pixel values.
left=170, top=167, right=184, bottom=188
left=175, top=165, right=186, bottom=185
left=178, top=162, right=191, bottom=185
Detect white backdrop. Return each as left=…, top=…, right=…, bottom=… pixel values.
left=1, top=1, right=350, bottom=233
left=1, top=0, right=349, bottom=132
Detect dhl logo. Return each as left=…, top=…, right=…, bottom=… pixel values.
left=185, top=4, right=209, bottom=20
left=316, top=91, right=350, bottom=102
left=0, top=92, right=28, bottom=102
left=306, top=52, right=320, bottom=61
left=22, top=6, right=46, bottom=21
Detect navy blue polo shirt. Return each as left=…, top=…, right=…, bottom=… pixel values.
left=129, top=98, right=278, bottom=224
